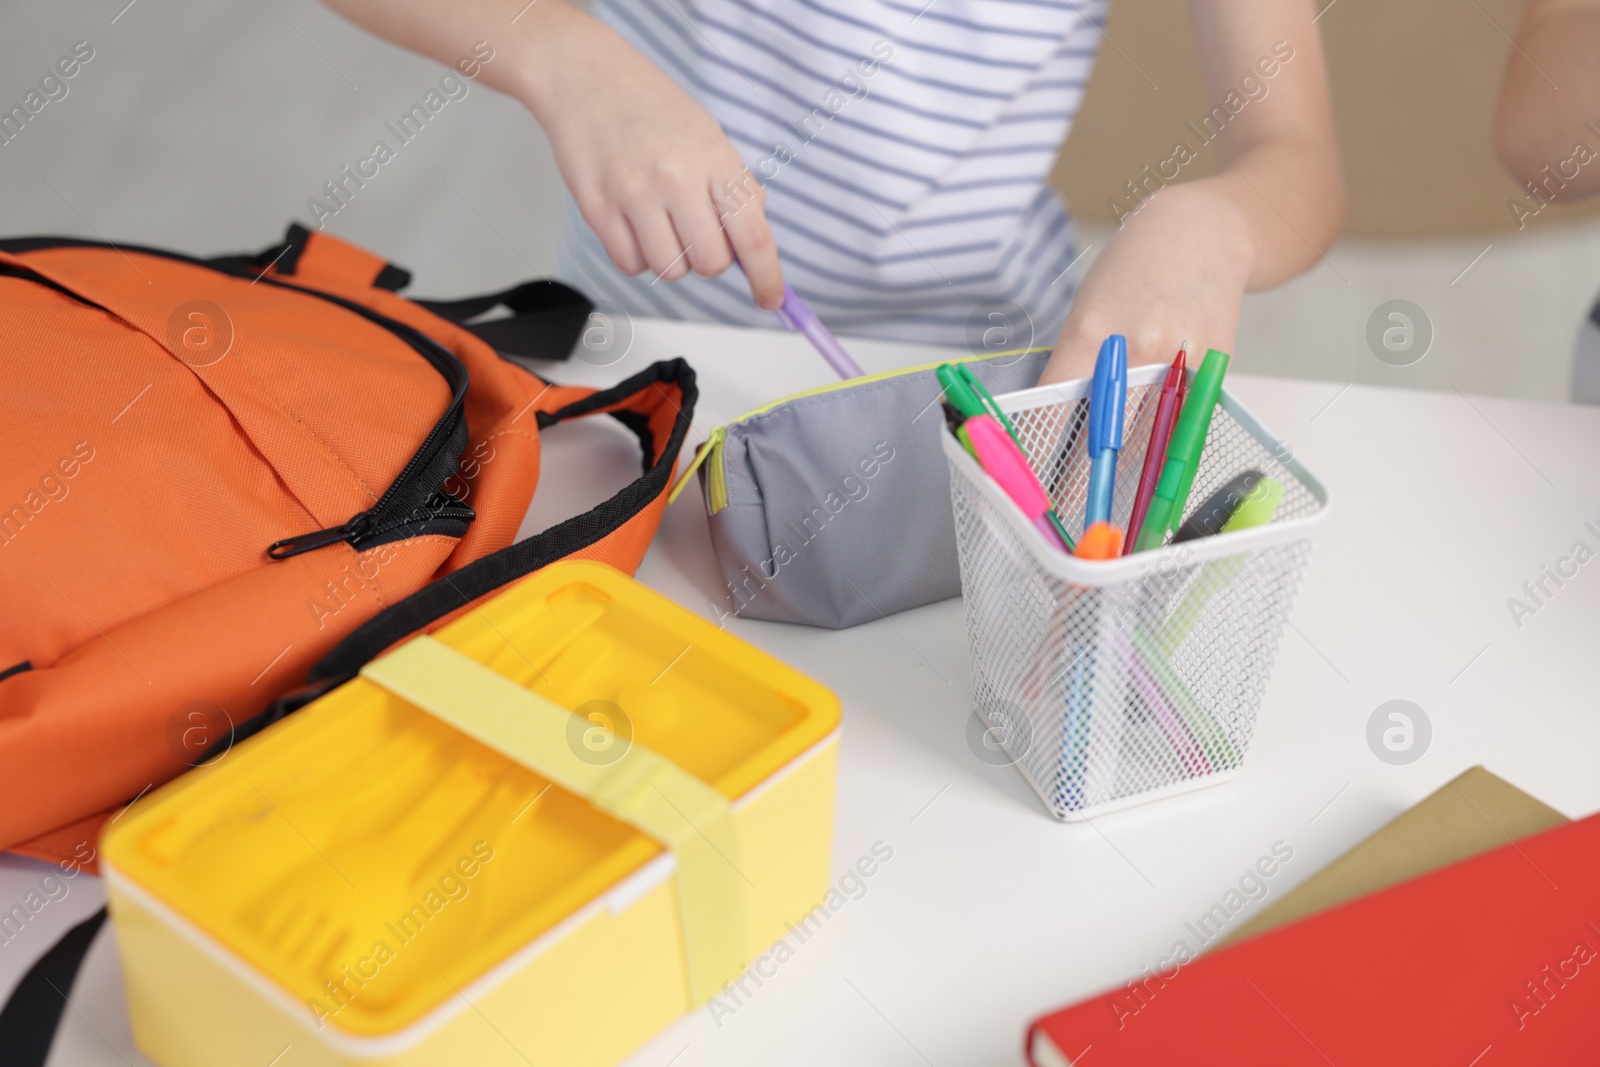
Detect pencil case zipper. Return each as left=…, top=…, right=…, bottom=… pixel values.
left=667, top=344, right=1054, bottom=514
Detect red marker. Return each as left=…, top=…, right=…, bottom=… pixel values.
left=1123, top=347, right=1188, bottom=555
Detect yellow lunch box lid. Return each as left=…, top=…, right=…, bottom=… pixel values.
left=101, top=560, right=841, bottom=1037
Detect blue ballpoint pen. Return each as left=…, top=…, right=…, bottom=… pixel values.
left=1084, top=334, right=1127, bottom=529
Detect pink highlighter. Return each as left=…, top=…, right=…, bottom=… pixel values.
left=964, top=415, right=1072, bottom=554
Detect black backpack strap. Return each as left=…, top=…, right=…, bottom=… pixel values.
left=0, top=906, right=108, bottom=1067
left=205, top=222, right=314, bottom=278
left=413, top=281, right=594, bottom=362
left=212, top=225, right=594, bottom=362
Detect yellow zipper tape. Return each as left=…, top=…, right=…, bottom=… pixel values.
left=360, top=636, right=748, bottom=1009
left=706, top=428, right=730, bottom=513
left=668, top=345, right=1054, bottom=515
left=666, top=426, right=725, bottom=507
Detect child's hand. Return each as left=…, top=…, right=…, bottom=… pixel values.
left=515, top=6, right=784, bottom=309
left=1044, top=0, right=1344, bottom=385
left=319, top=0, right=786, bottom=309
left=1041, top=182, right=1253, bottom=384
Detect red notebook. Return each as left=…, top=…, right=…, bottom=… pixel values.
left=1028, top=812, right=1600, bottom=1066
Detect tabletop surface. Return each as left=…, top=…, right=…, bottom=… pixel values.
left=6, top=318, right=1598, bottom=1067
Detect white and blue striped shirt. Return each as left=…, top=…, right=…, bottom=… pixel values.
left=557, top=0, right=1106, bottom=347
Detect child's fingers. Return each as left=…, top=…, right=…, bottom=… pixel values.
left=669, top=194, right=735, bottom=279
left=630, top=208, right=694, bottom=282
left=722, top=204, right=783, bottom=310
left=591, top=211, right=648, bottom=276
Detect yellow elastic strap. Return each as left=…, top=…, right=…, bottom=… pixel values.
left=359, top=636, right=748, bottom=1007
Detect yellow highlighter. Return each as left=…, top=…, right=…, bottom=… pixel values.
left=1158, top=476, right=1284, bottom=650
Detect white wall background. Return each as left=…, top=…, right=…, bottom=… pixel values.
left=0, top=0, right=569, bottom=296
left=1071, top=221, right=1600, bottom=403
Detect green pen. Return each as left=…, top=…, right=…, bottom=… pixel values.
left=1133, top=348, right=1230, bottom=553
left=937, top=362, right=1076, bottom=551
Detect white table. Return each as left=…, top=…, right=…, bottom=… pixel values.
left=7, top=318, right=1599, bottom=1067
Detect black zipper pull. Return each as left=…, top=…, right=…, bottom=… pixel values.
left=267, top=510, right=375, bottom=560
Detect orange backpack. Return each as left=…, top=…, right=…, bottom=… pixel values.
left=0, top=225, right=696, bottom=864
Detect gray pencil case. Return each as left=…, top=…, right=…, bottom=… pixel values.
left=669, top=348, right=1051, bottom=628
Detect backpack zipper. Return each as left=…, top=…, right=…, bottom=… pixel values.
left=266, top=496, right=478, bottom=560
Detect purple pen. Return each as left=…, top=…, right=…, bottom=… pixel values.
left=733, top=258, right=864, bottom=378
left=773, top=283, right=865, bottom=379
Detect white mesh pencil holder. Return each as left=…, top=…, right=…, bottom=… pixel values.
left=944, top=363, right=1331, bottom=821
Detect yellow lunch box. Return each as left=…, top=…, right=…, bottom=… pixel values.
left=101, top=560, right=841, bottom=1067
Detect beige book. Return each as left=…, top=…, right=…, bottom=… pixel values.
left=1218, top=766, right=1568, bottom=948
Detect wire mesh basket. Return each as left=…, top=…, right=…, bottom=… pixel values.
left=944, top=363, right=1330, bottom=821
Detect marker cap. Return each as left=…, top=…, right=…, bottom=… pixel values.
left=1087, top=334, right=1128, bottom=456
left=937, top=364, right=987, bottom=421
left=1075, top=521, right=1124, bottom=559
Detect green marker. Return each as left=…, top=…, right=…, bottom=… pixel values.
left=1133, top=348, right=1230, bottom=552
left=936, top=363, right=986, bottom=421
left=962, top=360, right=1079, bottom=550
left=938, top=361, right=1076, bottom=551
left=954, top=361, right=1026, bottom=449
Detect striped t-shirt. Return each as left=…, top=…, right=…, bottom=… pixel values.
left=556, top=0, right=1106, bottom=348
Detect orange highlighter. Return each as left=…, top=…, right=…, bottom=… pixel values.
left=964, top=415, right=1073, bottom=553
